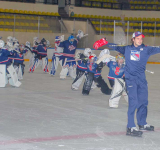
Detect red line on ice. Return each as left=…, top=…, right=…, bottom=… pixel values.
left=0, top=128, right=160, bottom=145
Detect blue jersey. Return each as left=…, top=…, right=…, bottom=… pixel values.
left=107, top=61, right=125, bottom=80
left=77, top=60, right=87, bottom=71
left=36, top=44, right=47, bottom=57
left=32, top=45, right=38, bottom=54
left=11, top=49, right=28, bottom=64
left=108, top=44, right=160, bottom=80
left=58, top=39, right=78, bottom=59
left=0, top=48, right=13, bottom=65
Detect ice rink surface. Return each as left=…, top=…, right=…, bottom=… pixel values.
left=0, top=63, right=160, bottom=150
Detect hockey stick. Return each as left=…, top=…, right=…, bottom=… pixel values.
left=146, top=70, right=154, bottom=74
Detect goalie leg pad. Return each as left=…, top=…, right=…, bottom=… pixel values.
left=72, top=69, right=85, bottom=90
left=60, top=66, right=68, bottom=79
left=69, top=62, right=76, bottom=79
left=50, top=54, right=59, bottom=75
left=7, top=65, right=21, bottom=87
left=109, top=78, right=125, bottom=108
left=17, top=64, right=23, bottom=80
left=0, top=64, right=6, bottom=87
left=82, top=72, right=94, bottom=95
left=43, top=57, right=49, bottom=73
left=96, top=76, right=111, bottom=95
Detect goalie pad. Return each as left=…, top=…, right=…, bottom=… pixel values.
left=109, top=78, right=127, bottom=108
left=0, top=64, right=6, bottom=87
left=7, top=65, right=21, bottom=87
left=42, top=57, right=49, bottom=73
left=17, top=65, right=23, bottom=80
left=82, top=72, right=94, bottom=95
left=95, top=76, right=111, bottom=95
left=28, top=53, right=35, bottom=69
left=72, top=69, right=85, bottom=90
left=93, top=38, right=108, bottom=50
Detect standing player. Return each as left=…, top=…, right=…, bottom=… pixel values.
left=93, top=31, right=160, bottom=137
left=29, top=38, right=49, bottom=73
left=58, top=31, right=84, bottom=79
left=50, top=35, right=64, bottom=76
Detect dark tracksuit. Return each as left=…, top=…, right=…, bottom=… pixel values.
left=108, top=44, right=160, bottom=128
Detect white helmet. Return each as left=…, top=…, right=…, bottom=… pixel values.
left=7, top=36, right=13, bottom=42
left=98, top=49, right=110, bottom=58
left=84, top=48, right=92, bottom=57
left=13, top=39, right=19, bottom=49
left=26, top=41, right=31, bottom=48
left=0, top=40, right=5, bottom=48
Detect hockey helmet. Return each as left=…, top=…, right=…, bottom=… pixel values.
left=68, top=35, right=75, bottom=44
left=84, top=48, right=92, bottom=57
left=55, top=36, right=61, bottom=41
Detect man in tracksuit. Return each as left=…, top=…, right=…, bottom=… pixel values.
left=94, top=31, right=160, bottom=137
left=112, top=32, right=160, bottom=136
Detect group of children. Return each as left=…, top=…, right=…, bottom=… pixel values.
left=1, top=30, right=158, bottom=138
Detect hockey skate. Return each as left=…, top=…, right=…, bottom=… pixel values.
left=138, top=124, right=154, bottom=131
left=109, top=100, right=119, bottom=108
left=126, top=127, right=143, bottom=137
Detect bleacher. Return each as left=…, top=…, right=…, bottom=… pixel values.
left=77, top=0, right=160, bottom=11
left=71, top=14, right=160, bottom=37
left=0, top=9, right=60, bottom=33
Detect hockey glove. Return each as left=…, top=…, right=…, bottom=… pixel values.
left=93, top=38, right=108, bottom=50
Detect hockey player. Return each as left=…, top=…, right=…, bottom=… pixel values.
left=11, top=43, right=29, bottom=80
left=82, top=53, right=111, bottom=95
left=58, top=30, right=84, bottom=79
left=28, top=37, right=39, bottom=69
left=93, top=49, right=112, bottom=95
left=93, top=31, right=160, bottom=137
left=29, top=38, right=49, bottom=73
left=0, top=39, right=13, bottom=66
left=106, top=54, right=128, bottom=108
left=71, top=48, right=95, bottom=90
left=107, top=53, right=125, bottom=87
left=50, top=35, right=64, bottom=76
left=0, top=39, right=21, bottom=87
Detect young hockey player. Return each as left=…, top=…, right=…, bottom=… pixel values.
left=106, top=54, right=128, bottom=108
left=11, top=43, right=29, bottom=80
left=107, top=53, right=125, bottom=87
left=57, top=30, right=84, bottom=79
left=0, top=39, right=21, bottom=87
left=50, top=35, right=64, bottom=76
left=29, top=38, right=49, bottom=73
left=82, top=53, right=111, bottom=95
left=93, top=31, right=160, bottom=137
left=71, top=48, right=97, bottom=90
